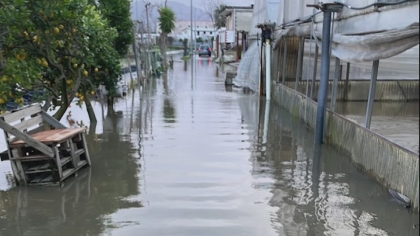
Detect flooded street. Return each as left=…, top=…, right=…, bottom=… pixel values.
left=0, top=55, right=418, bottom=236
left=333, top=101, right=419, bottom=154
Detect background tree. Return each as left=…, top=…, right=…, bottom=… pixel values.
left=158, top=4, right=175, bottom=71
left=202, top=0, right=222, bottom=27
left=182, top=38, right=189, bottom=56
left=97, top=0, right=134, bottom=116
left=214, top=4, right=227, bottom=29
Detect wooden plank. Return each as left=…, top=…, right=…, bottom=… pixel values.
left=0, top=119, right=54, bottom=157
left=60, top=156, right=72, bottom=166
left=76, top=160, right=88, bottom=169
left=14, top=155, right=50, bottom=162
left=41, top=110, right=67, bottom=129
left=11, top=128, right=86, bottom=145
left=69, top=141, right=78, bottom=168
left=14, top=115, right=43, bottom=132
left=2, top=105, right=41, bottom=123
left=54, top=147, right=63, bottom=178
left=25, top=163, right=51, bottom=174
left=11, top=148, right=27, bottom=185
left=81, top=133, right=91, bottom=166
left=62, top=168, right=76, bottom=180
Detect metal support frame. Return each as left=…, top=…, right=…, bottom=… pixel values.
left=295, top=37, right=304, bottom=91
left=314, top=8, right=334, bottom=144
left=365, top=60, right=380, bottom=129
left=281, top=38, right=288, bottom=84
left=265, top=39, right=271, bottom=100
left=344, top=63, right=350, bottom=100
left=310, top=44, right=319, bottom=99
left=330, top=57, right=341, bottom=112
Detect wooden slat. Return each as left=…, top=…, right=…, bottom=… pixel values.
left=14, top=115, right=43, bottom=132
left=11, top=128, right=86, bottom=145
left=13, top=154, right=50, bottom=162
left=41, top=110, right=67, bottom=129
left=81, top=133, right=92, bottom=166
left=0, top=119, right=54, bottom=157
left=2, top=105, right=41, bottom=123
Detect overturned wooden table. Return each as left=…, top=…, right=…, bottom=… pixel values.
left=0, top=104, right=91, bottom=186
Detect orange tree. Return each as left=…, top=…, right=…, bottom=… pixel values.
left=0, top=0, right=121, bottom=121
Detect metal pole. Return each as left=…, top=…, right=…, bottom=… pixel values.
left=145, top=3, right=151, bottom=49
left=281, top=38, right=288, bottom=84
left=365, top=60, right=379, bottom=129
left=310, top=44, right=319, bottom=99
left=295, top=37, right=304, bottom=91
left=190, top=0, right=193, bottom=71
left=330, top=57, right=340, bottom=111
left=344, top=62, right=350, bottom=101
left=314, top=10, right=333, bottom=144
left=265, top=39, right=271, bottom=100
left=190, top=0, right=194, bottom=89
left=263, top=100, right=270, bottom=144
left=132, top=23, right=142, bottom=89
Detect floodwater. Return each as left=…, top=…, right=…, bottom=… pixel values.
left=0, top=55, right=418, bottom=236
left=334, top=101, right=420, bottom=154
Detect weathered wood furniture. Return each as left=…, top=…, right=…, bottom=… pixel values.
left=0, top=104, right=91, bottom=186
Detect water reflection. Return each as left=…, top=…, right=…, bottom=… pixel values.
left=162, top=74, right=176, bottom=124
left=0, top=91, right=143, bottom=236
left=248, top=100, right=419, bottom=236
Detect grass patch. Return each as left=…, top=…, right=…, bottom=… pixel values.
left=181, top=55, right=191, bottom=61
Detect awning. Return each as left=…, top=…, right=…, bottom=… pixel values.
left=273, top=22, right=419, bottom=63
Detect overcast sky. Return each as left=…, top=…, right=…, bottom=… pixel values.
left=159, top=0, right=254, bottom=9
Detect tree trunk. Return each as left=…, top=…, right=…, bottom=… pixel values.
left=107, top=95, right=115, bottom=116
left=83, top=86, right=97, bottom=123
left=160, top=33, right=168, bottom=71
left=53, top=78, right=70, bottom=121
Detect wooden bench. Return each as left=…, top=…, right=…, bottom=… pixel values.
left=0, top=104, right=91, bottom=186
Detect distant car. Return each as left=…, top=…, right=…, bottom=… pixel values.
left=198, top=44, right=211, bottom=57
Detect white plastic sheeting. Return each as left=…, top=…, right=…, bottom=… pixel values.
left=233, top=41, right=261, bottom=92
left=250, top=0, right=281, bottom=36
left=274, top=22, right=419, bottom=63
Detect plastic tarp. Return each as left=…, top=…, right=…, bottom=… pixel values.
left=273, top=22, right=419, bottom=63
left=233, top=41, right=261, bottom=92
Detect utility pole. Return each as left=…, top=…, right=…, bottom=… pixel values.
left=144, top=1, right=152, bottom=49
left=190, top=0, right=194, bottom=77
left=144, top=1, right=152, bottom=77
left=132, top=21, right=142, bottom=89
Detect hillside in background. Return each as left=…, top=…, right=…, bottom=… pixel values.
left=131, top=1, right=212, bottom=31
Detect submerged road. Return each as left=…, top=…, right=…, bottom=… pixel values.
left=0, top=55, right=418, bottom=235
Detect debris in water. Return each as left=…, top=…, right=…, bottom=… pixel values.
left=388, top=189, right=411, bottom=208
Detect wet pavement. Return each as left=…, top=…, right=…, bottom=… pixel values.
left=0, top=55, right=419, bottom=235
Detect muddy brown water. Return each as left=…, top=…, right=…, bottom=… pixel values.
left=0, top=56, right=418, bottom=236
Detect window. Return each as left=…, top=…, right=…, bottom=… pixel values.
left=210, top=32, right=212, bottom=35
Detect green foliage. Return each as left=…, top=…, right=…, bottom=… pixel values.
left=0, top=0, right=121, bottom=113
left=158, top=7, right=175, bottom=34
left=214, top=4, right=226, bottom=29
left=197, top=37, right=204, bottom=43
left=97, top=0, right=133, bottom=58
